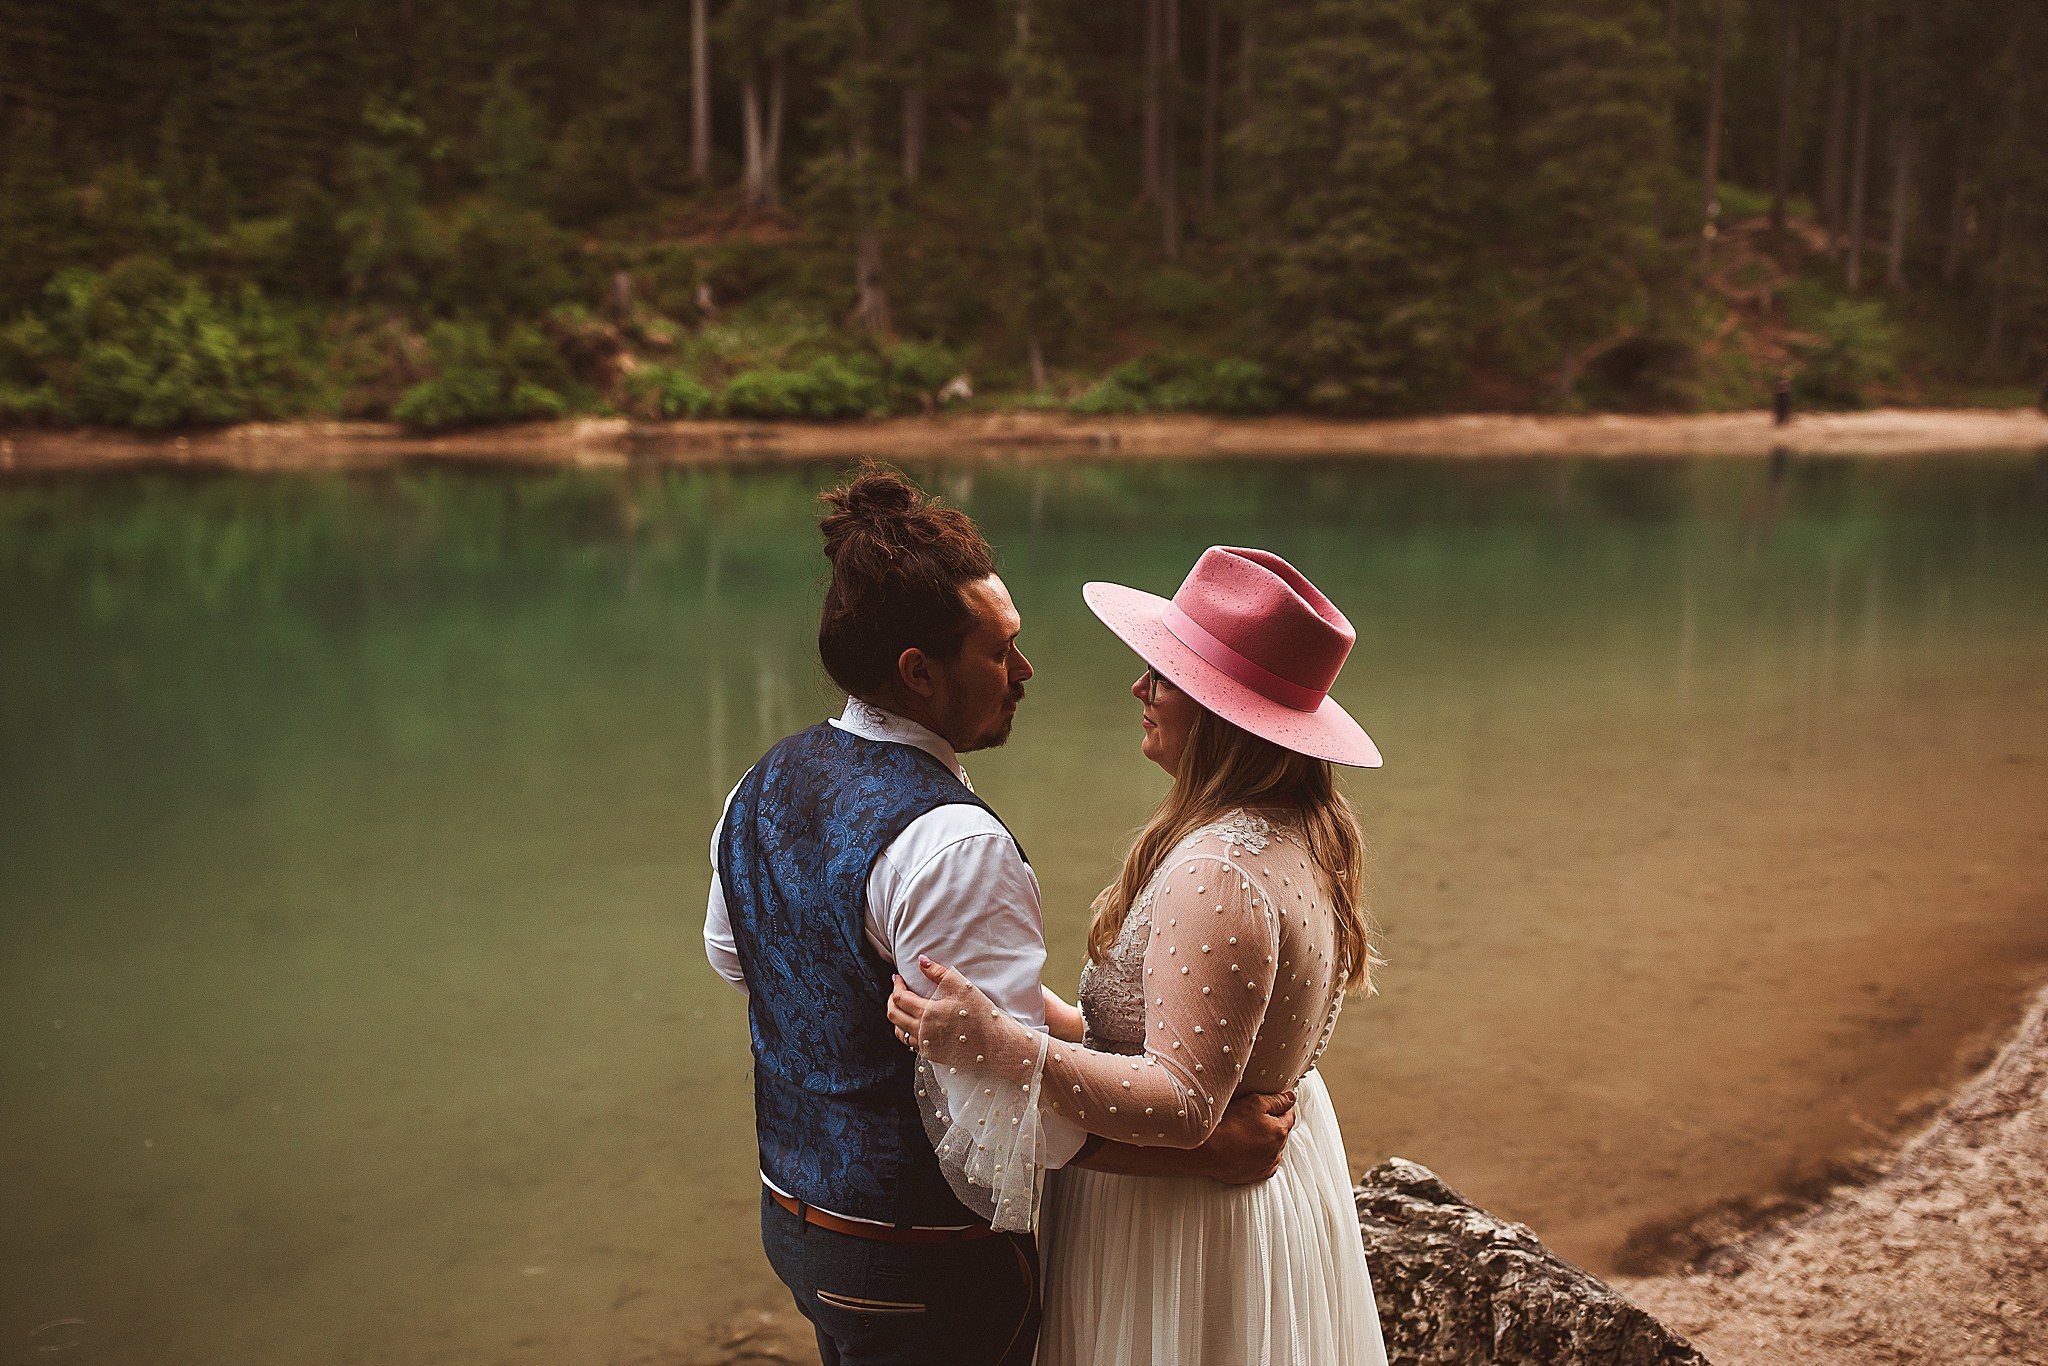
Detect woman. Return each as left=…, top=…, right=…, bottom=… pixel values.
left=888, top=546, right=1389, bottom=1365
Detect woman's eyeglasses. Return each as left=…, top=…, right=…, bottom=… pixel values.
left=1141, top=667, right=1177, bottom=703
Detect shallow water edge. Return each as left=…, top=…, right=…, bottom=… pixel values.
left=4, top=406, right=2047, bottom=476
left=683, top=974, right=2048, bottom=1366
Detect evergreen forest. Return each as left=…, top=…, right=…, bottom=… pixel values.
left=0, top=0, right=2043, bottom=430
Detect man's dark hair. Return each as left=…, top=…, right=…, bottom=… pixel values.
left=817, top=464, right=998, bottom=698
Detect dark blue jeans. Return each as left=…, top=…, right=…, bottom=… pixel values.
left=760, top=1189, right=1040, bottom=1366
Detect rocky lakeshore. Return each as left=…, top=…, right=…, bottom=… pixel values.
left=1617, top=982, right=2048, bottom=1365
left=667, top=982, right=2048, bottom=1365
left=3, top=406, right=2047, bottom=476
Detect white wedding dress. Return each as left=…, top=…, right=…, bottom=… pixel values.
left=918, top=811, right=1388, bottom=1366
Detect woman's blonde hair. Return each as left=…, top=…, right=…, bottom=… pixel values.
left=1087, top=704, right=1379, bottom=993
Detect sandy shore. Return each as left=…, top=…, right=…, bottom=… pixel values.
left=668, top=983, right=2048, bottom=1365
left=1621, top=982, right=2048, bottom=1364
left=2, top=407, right=2046, bottom=474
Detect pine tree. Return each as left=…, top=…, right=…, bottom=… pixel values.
left=1490, top=0, right=1685, bottom=400
left=807, top=0, right=898, bottom=335
left=989, top=0, right=1100, bottom=387
left=1236, top=0, right=1494, bottom=411
left=477, top=65, right=547, bottom=205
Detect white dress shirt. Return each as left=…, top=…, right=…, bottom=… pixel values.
left=704, top=697, right=1088, bottom=1222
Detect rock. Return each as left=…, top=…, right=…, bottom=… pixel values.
left=1358, top=1158, right=1709, bottom=1364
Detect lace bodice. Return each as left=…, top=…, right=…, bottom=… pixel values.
left=1076, top=895, right=1150, bottom=1054
left=1079, top=810, right=1342, bottom=1084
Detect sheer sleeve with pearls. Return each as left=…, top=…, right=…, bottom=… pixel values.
left=915, top=818, right=1342, bottom=1231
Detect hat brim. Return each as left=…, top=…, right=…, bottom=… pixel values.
left=1083, top=581, right=1383, bottom=769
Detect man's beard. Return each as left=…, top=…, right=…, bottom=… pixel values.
left=960, top=689, right=1024, bottom=752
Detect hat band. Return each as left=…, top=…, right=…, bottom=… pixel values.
left=1161, top=604, right=1327, bottom=713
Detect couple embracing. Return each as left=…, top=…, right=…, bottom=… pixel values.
left=704, top=466, right=1389, bottom=1365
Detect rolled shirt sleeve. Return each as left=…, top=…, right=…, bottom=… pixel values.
left=881, top=817, right=1090, bottom=1171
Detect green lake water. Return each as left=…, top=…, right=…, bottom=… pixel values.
left=4, top=453, right=2047, bottom=1364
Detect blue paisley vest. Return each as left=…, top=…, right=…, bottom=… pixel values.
left=719, top=721, right=1024, bottom=1226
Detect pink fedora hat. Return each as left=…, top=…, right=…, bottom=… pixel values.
left=1084, top=547, right=1382, bottom=768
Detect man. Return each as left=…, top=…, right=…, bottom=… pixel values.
left=704, top=465, right=1296, bottom=1366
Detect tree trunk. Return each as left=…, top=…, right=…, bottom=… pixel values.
left=764, top=53, right=785, bottom=206
left=1161, top=0, right=1181, bottom=258
left=845, top=0, right=889, bottom=340
left=1844, top=3, right=1875, bottom=290
left=1027, top=334, right=1048, bottom=391
left=1883, top=116, right=1913, bottom=291
left=1980, top=192, right=2013, bottom=369
left=689, top=0, right=711, bottom=182
left=1699, top=0, right=1728, bottom=270
left=1237, top=0, right=1256, bottom=125
left=1940, top=164, right=1969, bottom=285
left=854, top=224, right=891, bottom=336
left=1770, top=0, right=1798, bottom=232
left=1820, top=0, right=1854, bottom=244
left=1199, top=0, right=1222, bottom=221
left=1663, top=0, right=1681, bottom=120
left=902, top=78, right=925, bottom=189
left=741, top=70, right=765, bottom=210
left=1140, top=0, right=1162, bottom=203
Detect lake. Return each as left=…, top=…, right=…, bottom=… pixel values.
left=4, top=452, right=2046, bottom=1364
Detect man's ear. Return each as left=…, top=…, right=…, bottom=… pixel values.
left=897, top=647, right=937, bottom=699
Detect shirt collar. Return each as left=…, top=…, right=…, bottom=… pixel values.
left=830, top=697, right=974, bottom=792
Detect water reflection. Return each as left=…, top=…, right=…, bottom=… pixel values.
left=2, top=454, right=2046, bottom=1365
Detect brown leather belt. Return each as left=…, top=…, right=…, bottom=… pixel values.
left=768, top=1187, right=1001, bottom=1244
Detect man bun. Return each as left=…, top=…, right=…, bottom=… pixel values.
left=819, top=466, right=931, bottom=566
left=816, top=464, right=998, bottom=699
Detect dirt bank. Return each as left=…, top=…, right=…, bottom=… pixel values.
left=3, top=406, right=2046, bottom=475
left=1619, top=982, right=2048, bottom=1364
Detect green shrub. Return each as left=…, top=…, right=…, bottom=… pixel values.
left=682, top=301, right=834, bottom=379
left=716, top=367, right=806, bottom=418
left=1190, top=357, right=1281, bottom=414
left=70, top=163, right=208, bottom=267
left=1071, top=361, right=1153, bottom=415
left=1794, top=300, right=1899, bottom=409
left=392, top=319, right=573, bottom=429
left=882, top=339, right=959, bottom=407
left=1071, top=354, right=1281, bottom=415
left=0, top=259, right=309, bottom=428
left=623, top=362, right=714, bottom=419
left=719, top=354, right=888, bottom=419
left=0, top=381, right=62, bottom=422
left=1138, top=267, right=1240, bottom=327
left=1704, top=182, right=1817, bottom=229
left=435, top=202, right=581, bottom=319
left=698, top=237, right=804, bottom=306
left=1711, top=182, right=1773, bottom=222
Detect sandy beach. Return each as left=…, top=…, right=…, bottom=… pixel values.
left=2, top=406, right=2046, bottom=475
